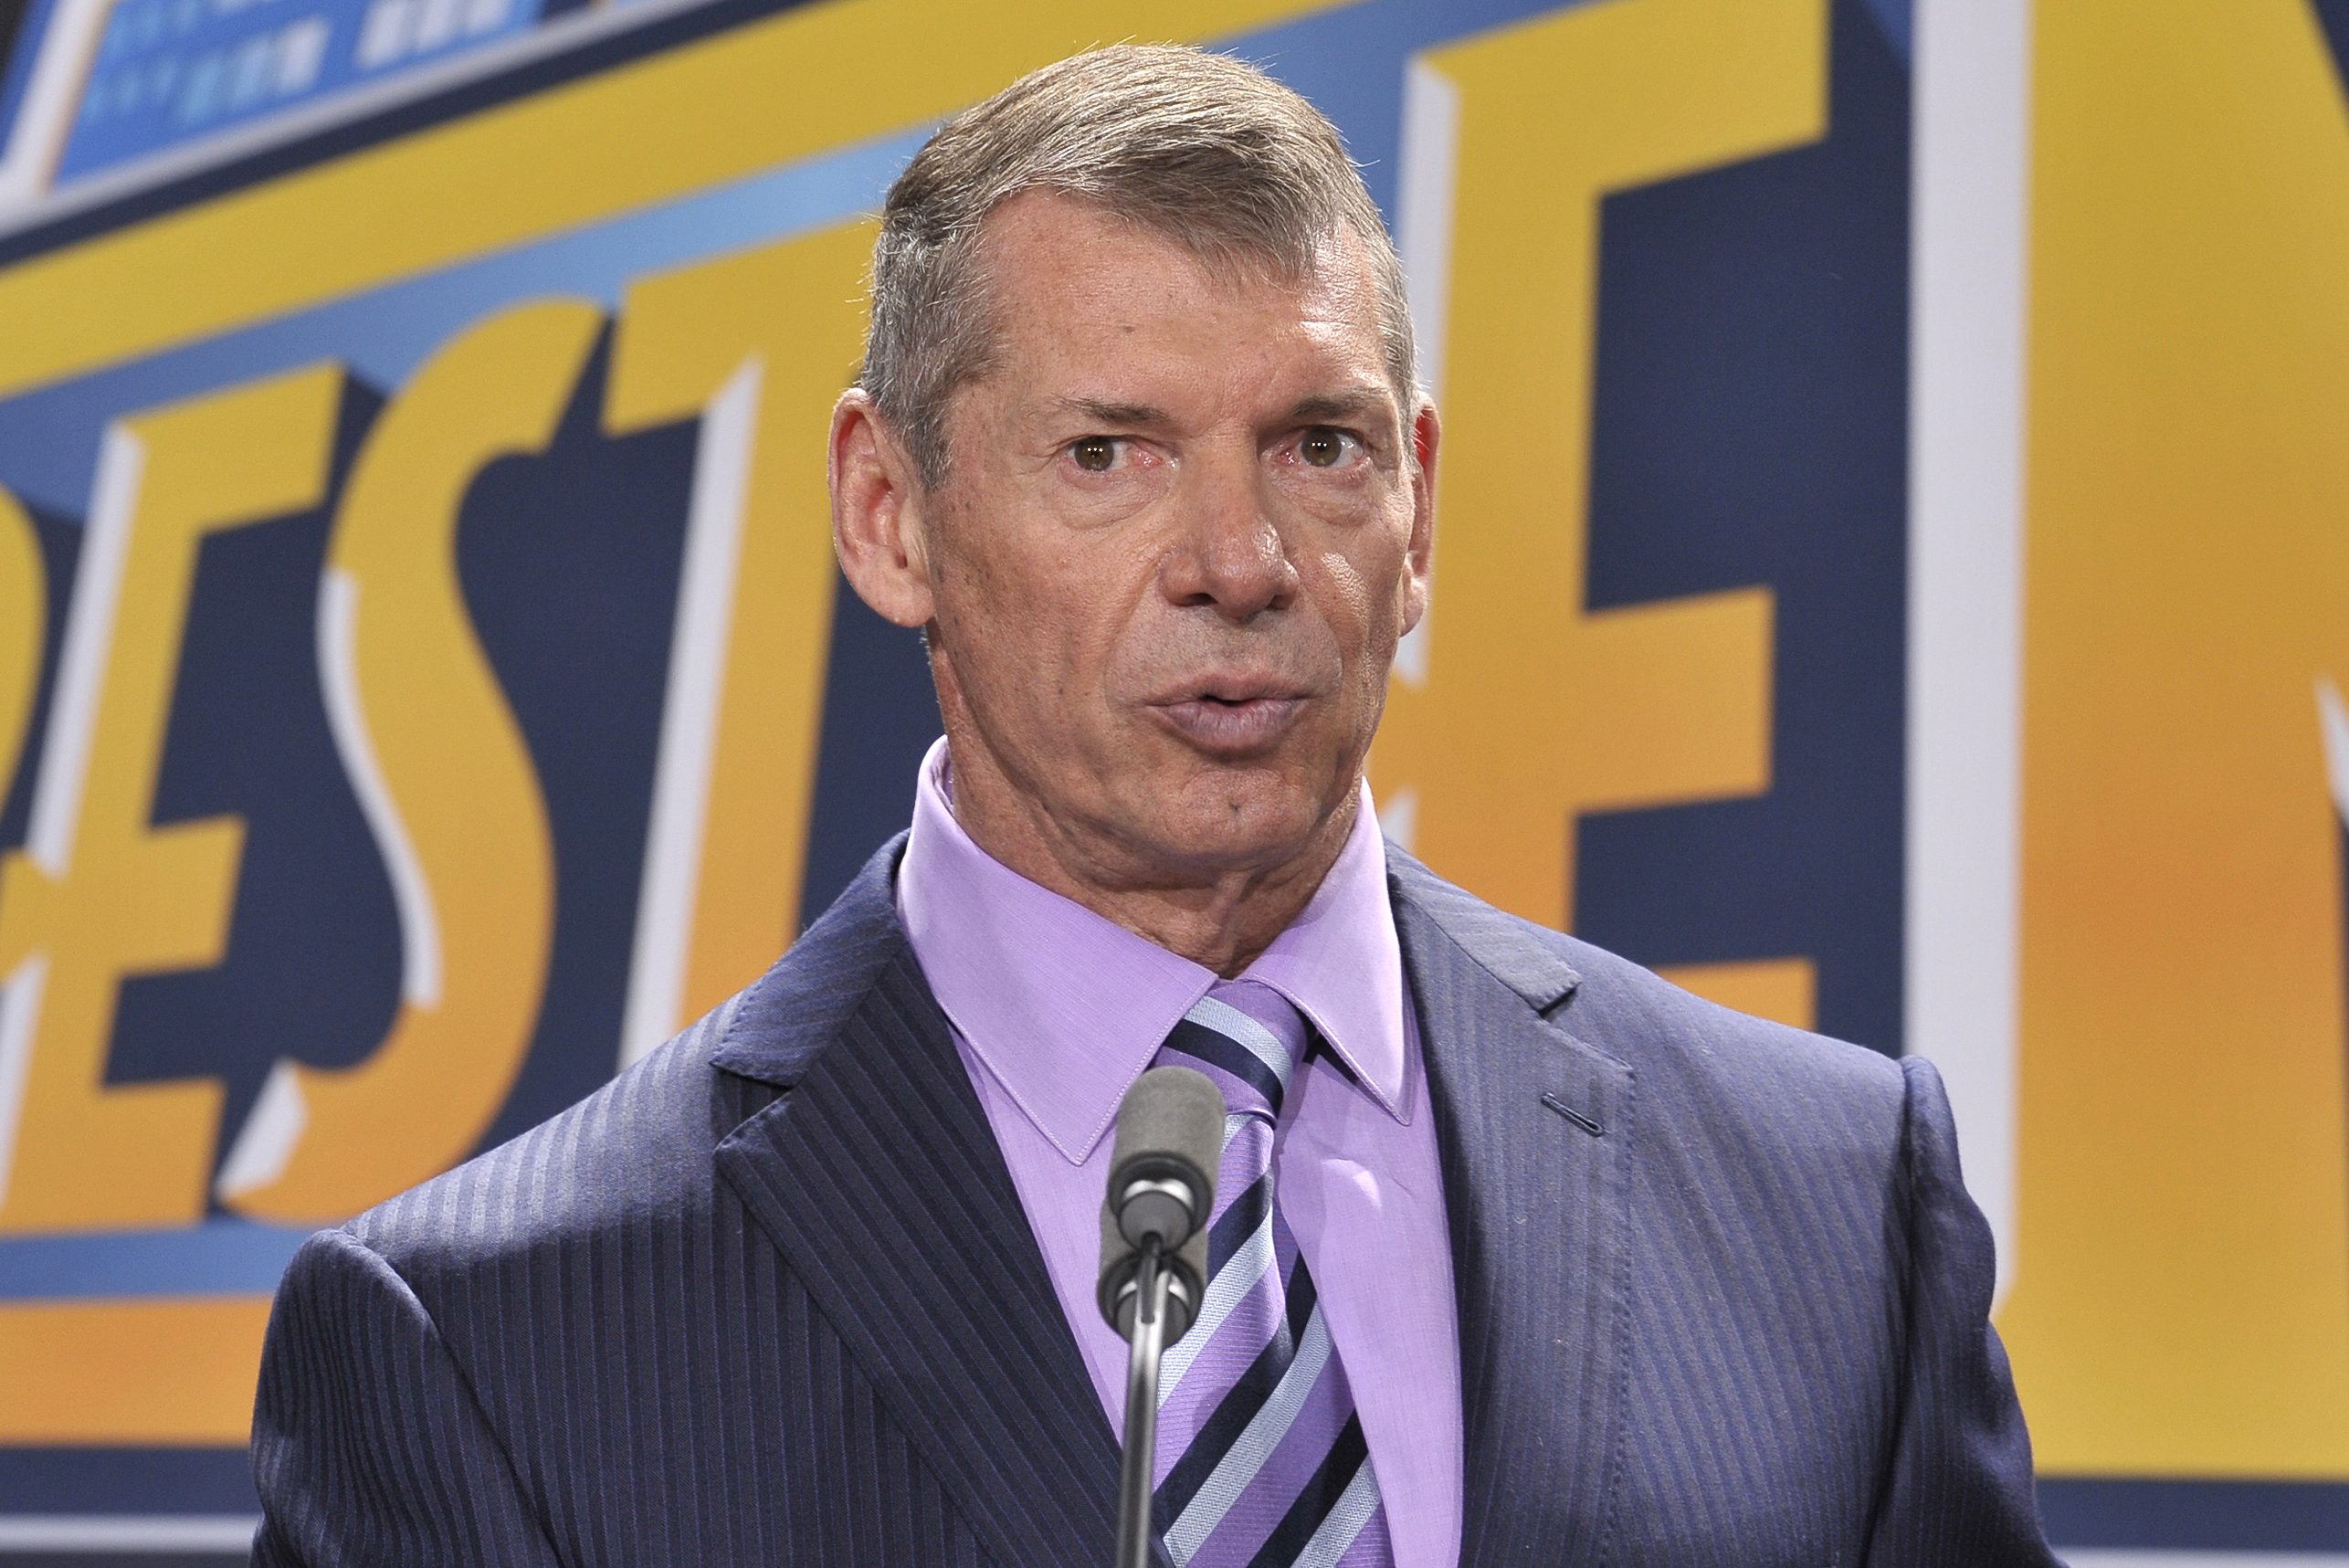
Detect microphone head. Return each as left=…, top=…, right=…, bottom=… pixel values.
left=1097, top=1066, right=1225, bottom=1343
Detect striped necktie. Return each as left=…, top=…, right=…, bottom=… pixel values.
left=1145, top=979, right=1393, bottom=1568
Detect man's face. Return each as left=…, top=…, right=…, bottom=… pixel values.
left=913, top=192, right=1433, bottom=886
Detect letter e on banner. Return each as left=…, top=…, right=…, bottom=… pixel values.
left=0, top=368, right=342, bottom=1232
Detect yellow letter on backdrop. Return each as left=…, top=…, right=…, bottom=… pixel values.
left=602, top=220, right=872, bottom=1063
left=217, top=302, right=596, bottom=1223
left=0, top=367, right=342, bottom=1232
left=0, top=488, right=41, bottom=828
left=1375, top=0, right=1824, bottom=938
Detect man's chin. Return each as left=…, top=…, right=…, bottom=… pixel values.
left=1117, top=784, right=1356, bottom=879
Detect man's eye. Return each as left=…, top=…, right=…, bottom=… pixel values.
left=1298, top=427, right=1358, bottom=468
left=1070, top=436, right=1119, bottom=472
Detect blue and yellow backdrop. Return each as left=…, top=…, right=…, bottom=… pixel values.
left=0, top=0, right=2344, bottom=1559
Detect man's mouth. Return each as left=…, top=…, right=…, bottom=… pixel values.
left=1144, top=683, right=1312, bottom=755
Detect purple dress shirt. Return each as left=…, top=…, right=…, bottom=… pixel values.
left=894, top=738, right=1464, bottom=1568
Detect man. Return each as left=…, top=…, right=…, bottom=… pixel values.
left=252, top=46, right=2061, bottom=1567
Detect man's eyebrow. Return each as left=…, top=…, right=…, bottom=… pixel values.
left=1288, top=388, right=1394, bottom=423
left=1043, top=395, right=1172, bottom=427
left=1033, top=389, right=1396, bottom=427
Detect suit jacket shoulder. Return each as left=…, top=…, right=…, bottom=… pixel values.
left=1387, top=840, right=1906, bottom=1162
left=342, top=834, right=907, bottom=1282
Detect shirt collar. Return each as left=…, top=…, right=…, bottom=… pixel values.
left=894, top=738, right=1411, bottom=1165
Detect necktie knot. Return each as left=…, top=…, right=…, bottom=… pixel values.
left=1158, top=979, right=1307, bottom=1122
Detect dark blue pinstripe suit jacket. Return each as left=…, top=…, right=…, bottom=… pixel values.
left=251, top=837, right=2061, bottom=1565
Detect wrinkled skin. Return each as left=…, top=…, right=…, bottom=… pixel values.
left=831, top=192, right=1438, bottom=974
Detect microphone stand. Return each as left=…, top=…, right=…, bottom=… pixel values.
left=1114, top=1237, right=1172, bottom=1568
left=1100, top=1066, right=1218, bottom=1568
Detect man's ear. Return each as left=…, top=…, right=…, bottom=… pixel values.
left=1403, top=398, right=1440, bottom=633
left=831, top=389, right=938, bottom=628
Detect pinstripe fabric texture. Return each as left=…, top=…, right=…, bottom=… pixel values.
left=251, top=837, right=2059, bottom=1566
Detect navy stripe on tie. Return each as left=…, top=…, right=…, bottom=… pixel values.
left=1282, top=1251, right=1317, bottom=1345
left=1208, top=1173, right=1271, bottom=1275
left=1245, top=1413, right=1370, bottom=1568
left=1160, top=1018, right=1288, bottom=1113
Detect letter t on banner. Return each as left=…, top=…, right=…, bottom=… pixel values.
left=604, top=220, right=874, bottom=1067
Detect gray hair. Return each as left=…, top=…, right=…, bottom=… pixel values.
left=858, top=44, right=1417, bottom=488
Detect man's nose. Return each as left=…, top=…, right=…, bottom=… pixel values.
left=1161, top=450, right=1300, bottom=622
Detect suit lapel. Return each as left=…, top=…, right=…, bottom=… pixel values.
left=710, top=853, right=1117, bottom=1566
left=1391, top=854, right=1635, bottom=1567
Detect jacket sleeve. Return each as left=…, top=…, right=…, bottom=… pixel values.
left=250, top=1227, right=565, bottom=1566
left=1862, top=1056, right=2063, bottom=1567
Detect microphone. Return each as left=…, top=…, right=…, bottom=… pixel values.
left=1097, top=1066, right=1224, bottom=1568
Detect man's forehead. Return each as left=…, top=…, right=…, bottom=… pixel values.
left=977, top=193, right=1381, bottom=334
left=970, top=199, right=1390, bottom=405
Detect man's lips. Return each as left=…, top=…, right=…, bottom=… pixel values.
left=1143, top=687, right=1313, bottom=754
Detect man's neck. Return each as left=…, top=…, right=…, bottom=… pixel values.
left=939, top=743, right=1358, bottom=979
